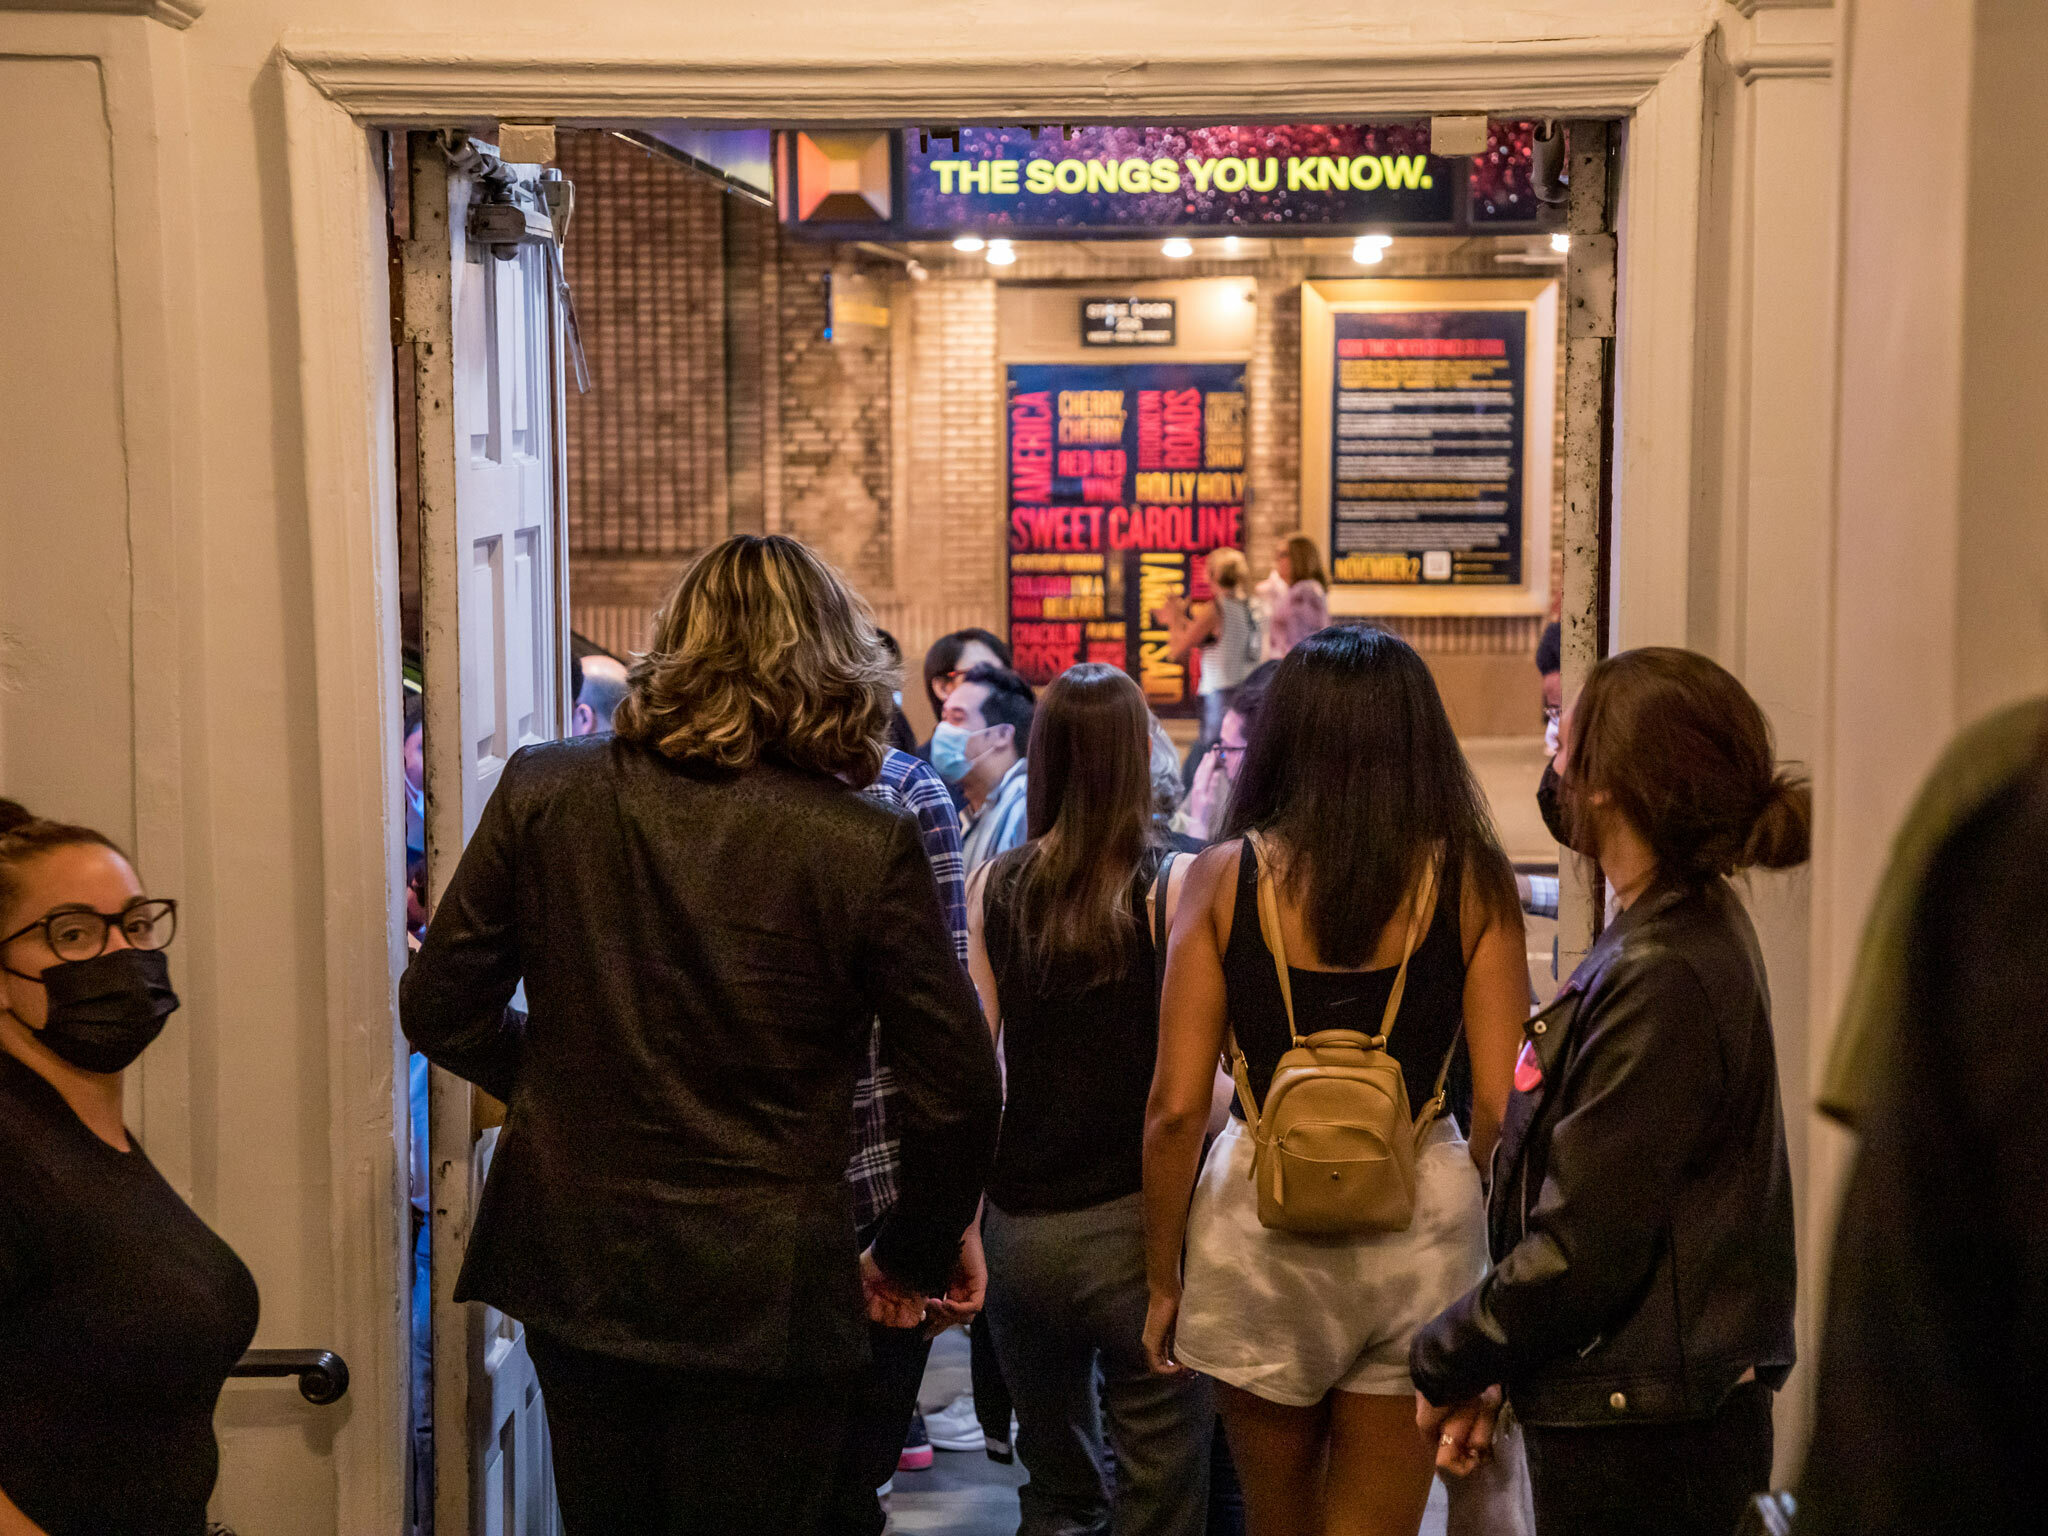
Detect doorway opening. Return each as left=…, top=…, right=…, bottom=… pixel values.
left=387, top=113, right=1618, bottom=1536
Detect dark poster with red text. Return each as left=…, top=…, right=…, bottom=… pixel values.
left=1006, top=363, right=1247, bottom=716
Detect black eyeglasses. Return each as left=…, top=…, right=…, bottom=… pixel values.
left=0, top=899, right=179, bottom=968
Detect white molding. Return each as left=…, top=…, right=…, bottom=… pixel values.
left=278, top=64, right=411, bottom=1536
left=1722, top=0, right=1835, bottom=81
left=1725, top=32, right=1834, bottom=81
left=1730, top=0, right=1833, bottom=16
left=0, top=1, right=205, bottom=29
left=281, top=34, right=1703, bottom=121
left=273, top=33, right=1716, bottom=1523
left=1610, top=41, right=1708, bottom=650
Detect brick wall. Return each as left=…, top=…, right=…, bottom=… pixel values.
left=556, top=132, right=728, bottom=558
left=772, top=248, right=895, bottom=591
left=556, top=134, right=1558, bottom=730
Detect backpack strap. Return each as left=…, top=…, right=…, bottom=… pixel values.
left=1406, top=856, right=1463, bottom=1144
left=1375, top=853, right=1440, bottom=1050
left=1412, top=1025, right=1466, bottom=1148
left=1249, top=830, right=1303, bottom=1048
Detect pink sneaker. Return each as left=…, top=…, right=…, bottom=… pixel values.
left=898, top=1410, right=934, bottom=1472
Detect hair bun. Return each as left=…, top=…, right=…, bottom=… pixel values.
left=0, top=798, right=38, bottom=837
left=1741, top=772, right=1812, bottom=871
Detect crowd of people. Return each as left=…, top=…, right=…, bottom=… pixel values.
left=0, top=528, right=2039, bottom=1536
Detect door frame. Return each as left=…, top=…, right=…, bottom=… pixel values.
left=277, top=33, right=1708, bottom=1530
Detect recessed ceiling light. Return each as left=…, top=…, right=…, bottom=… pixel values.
left=1550, top=232, right=1571, bottom=254
left=985, top=242, right=1016, bottom=266
left=1352, top=238, right=1385, bottom=265
left=953, top=235, right=986, bottom=253
left=1222, top=235, right=1242, bottom=254
left=1161, top=237, right=1194, bottom=259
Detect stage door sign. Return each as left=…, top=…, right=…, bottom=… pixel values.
left=1327, top=308, right=1525, bottom=588
left=1006, top=363, right=1247, bottom=715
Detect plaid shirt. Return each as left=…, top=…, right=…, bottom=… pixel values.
left=850, top=748, right=970, bottom=1242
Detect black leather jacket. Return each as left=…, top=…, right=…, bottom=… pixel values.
left=1412, top=876, right=1796, bottom=1426
left=401, top=738, right=1002, bottom=1378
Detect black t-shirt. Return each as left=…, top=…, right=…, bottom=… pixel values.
left=0, top=1050, right=260, bottom=1536
left=1222, top=838, right=1472, bottom=1129
left=984, top=852, right=1169, bottom=1213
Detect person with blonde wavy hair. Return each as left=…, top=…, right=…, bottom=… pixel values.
left=1156, top=545, right=1264, bottom=788
left=612, top=533, right=897, bottom=780
left=403, top=533, right=1002, bottom=1536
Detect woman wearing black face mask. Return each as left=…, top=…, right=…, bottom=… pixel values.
left=0, top=800, right=259, bottom=1536
left=1412, top=650, right=1807, bottom=1536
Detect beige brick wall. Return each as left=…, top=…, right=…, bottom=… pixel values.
left=772, top=249, right=896, bottom=591
left=556, top=131, right=728, bottom=558
left=557, top=137, right=1557, bottom=731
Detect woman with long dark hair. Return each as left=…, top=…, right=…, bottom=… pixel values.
left=1142, top=627, right=1528, bottom=1536
left=1412, top=647, right=1807, bottom=1536
left=971, top=663, right=1217, bottom=1536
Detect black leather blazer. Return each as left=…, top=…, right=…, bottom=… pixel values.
left=1411, top=876, right=1796, bottom=1426
left=400, top=737, right=1002, bottom=1377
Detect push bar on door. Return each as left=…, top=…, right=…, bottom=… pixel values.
left=229, top=1348, right=351, bottom=1405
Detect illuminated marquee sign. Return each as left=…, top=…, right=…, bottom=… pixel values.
left=1006, top=362, right=1247, bottom=715
left=778, top=123, right=1543, bottom=238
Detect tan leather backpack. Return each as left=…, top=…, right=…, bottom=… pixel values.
left=1228, top=834, right=1460, bottom=1235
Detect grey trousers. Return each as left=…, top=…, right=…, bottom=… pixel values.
left=983, top=1193, right=1215, bottom=1536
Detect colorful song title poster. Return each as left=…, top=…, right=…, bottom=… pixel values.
left=1006, top=363, right=1247, bottom=716
left=1326, top=308, right=1525, bottom=589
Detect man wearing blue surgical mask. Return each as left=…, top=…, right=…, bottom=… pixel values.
left=933, top=664, right=1035, bottom=875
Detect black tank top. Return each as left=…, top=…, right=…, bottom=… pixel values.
left=1222, top=838, right=1472, bottom=1129
left=983, top=850, right=1169, bottom=1214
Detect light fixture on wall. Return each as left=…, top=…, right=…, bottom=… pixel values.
left=1222, top=235, right=1242, bottom=255
left=985, top=238, right=1016, bottom=267
left=1161, top=237, right=1194, bottom=259
left=1352, top=235, right=1389, bottom=265
left=953, top=234, right=986, bottom=253
left=1550, top=232, right=1571, bottom=254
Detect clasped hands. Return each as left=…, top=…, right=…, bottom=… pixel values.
left=859, top=1230, right=987, bottom=1339
left=1415, top=1384, right=1504, bottom=1477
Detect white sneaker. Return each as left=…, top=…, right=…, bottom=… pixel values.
left=922, top=1392, right=986, bottom=1452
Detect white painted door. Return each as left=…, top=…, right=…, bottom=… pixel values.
left=406, top=135, right=570, bottom=1536
left=447, top=179, right=565, bottom=837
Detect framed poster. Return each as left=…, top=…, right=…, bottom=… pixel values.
left=1006, top=362, right=1247, bottom=716
left=1301, top=278, right=1556, bottom=616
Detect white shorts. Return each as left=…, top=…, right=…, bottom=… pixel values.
left=1172, top=1116, right=1489, bottom=1406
